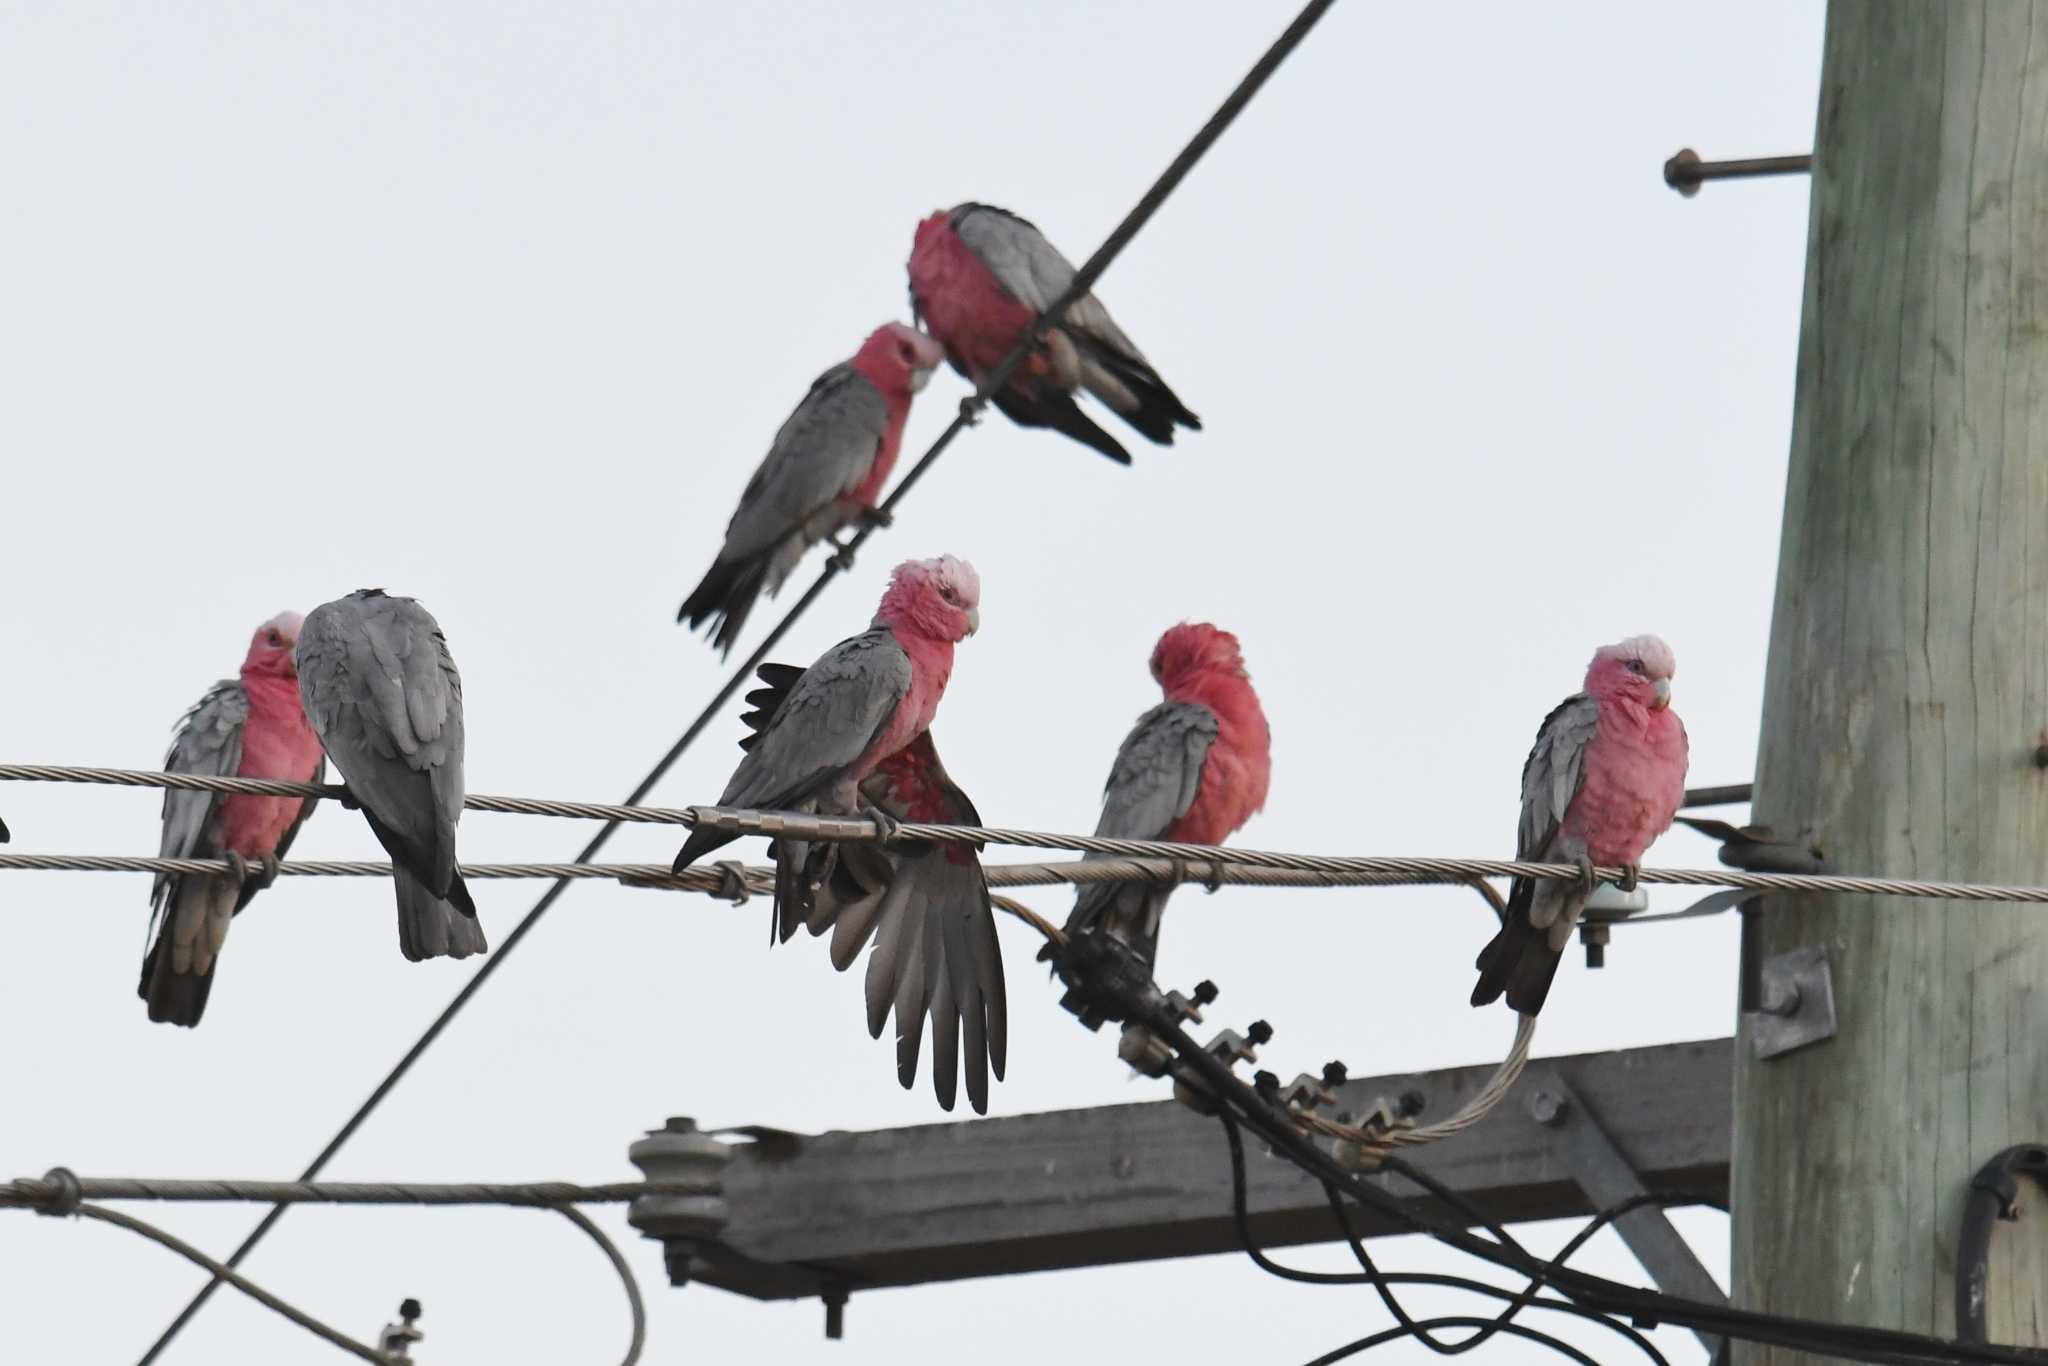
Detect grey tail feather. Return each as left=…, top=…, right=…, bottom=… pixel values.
left=673, top=826, right=739, bottom=876
left=678, top=555, right=770, bottom=659
left=1076, top=339, right=1200, bottom=442
left=0, top=813, right=9, bottom=841
left=1046, top=882, right=1167, bottom=972
left=989, top=388, right=1132, bottom=464
left=1469, top=880, right=1559, bottom=1015
left=138, top=938, right=213, bottom=1028
left=395, top=866, right=489, bottom=962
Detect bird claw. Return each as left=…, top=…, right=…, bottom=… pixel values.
left=1618, top=862, right=1641, bottom=894
left=222, top=851, right=251, bottom=885
left=859, top=506, right=894, bottom=531
left=859, top=801, right=901, bottom=845
left=827, top=537, right=859, bottom=575
left=957, top=397, right=983, bottom=426
left=335, top=786, right=362, bottom=812
left=1575, top=854, right=1598, bottom=895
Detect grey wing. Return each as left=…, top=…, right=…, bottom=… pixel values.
left=299, top=594, right=465, bottom=871
left=152, top=680, right=249, bottom=912
left=1516, top=694, right=1602, bottom=861
left=1091, top=701, right=1221, bottom=841
left=719, top=368, right=890, bottom=562
left=719, top=629, right=912, bottom=812
left=951, top=204, right=1151, bottom=365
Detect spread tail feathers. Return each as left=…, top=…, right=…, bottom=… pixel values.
left=1469, top=882, right=1561, bottom=1015
left=678, top=555, right=772, bottom=659
left=396, top=866, right=487, bottom=962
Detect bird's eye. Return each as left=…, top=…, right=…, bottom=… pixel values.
left=1627, top=659, right=1646, bottom=676
left=267, top=630, right=283, bottom=647
left=939, top=586, right=959, bottom=605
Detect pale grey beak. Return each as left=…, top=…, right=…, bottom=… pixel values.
left=1652, top=678, right=1672, bottom=710
left=909, top=366, right=934, bottom=394
left=964, top=607, right=980, bottom=637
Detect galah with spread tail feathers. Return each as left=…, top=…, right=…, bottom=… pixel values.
left=735, top=662, right=1006, bottom=1114
left=139, top=613, right=326, bottom=1026
left=1471, top=635, right=1689, bottom=1016
left=296, top=590, right=486, bottom=962
left=908, top=203, right=1199, bottom=465
left=672, top=555, right=981, bottom=891
left=679, top=324, right=947, bottom=657
left=1052, top=624, right=1270, bottom=974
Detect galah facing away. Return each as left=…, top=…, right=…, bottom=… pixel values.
left=139, top=613, right=326, bottom=1027
left=672, top=554, right=982, bottom=888
left=679, top=324, right=947, bottom=657
left=735, top=662, right=1006, bottom=1114
left=907, top=203, right=1199, bottom=465
left=1055, top=624, right=1271, bottom=973
left=297, top=590, right=486, bottom=962
left=1471, top=635, right=1689, bottom=1016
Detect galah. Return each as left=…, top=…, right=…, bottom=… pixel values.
left=1055, top=624, right=1271, bottom=972
left=672, top=554, right=981, bottom=888
left=139, top=612, right=326, bottom=1026
left=907, top=202, right=1199, bottom=465
left=1471, top=635, right=1689, bottom=1016
left=735, top=662, right=1006, bottom=1114
left=297, top=589, right=486, bottom=962
left=679, top=323, right=947, bottom=657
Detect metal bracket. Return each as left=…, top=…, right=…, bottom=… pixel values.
left=1746, top=945, right=1836, bottom=1060
left=1525, top=1070, right=1727, bottom=1358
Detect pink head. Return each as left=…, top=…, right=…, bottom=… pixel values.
left=243, top=611, right=305, bottom=680
left=852, top=322, right=946, bottom=400
left=875, top=555, right=981, bottom=643
left=1584, top=634, right=1677, bottom=712
left=1151, top=622, right=1248, bottom=691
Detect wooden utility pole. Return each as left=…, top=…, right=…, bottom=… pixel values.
left=1735, top=3, right=2048, bottom=1357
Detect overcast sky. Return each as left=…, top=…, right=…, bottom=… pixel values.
left=0, top=2, right=1825, bottom=1362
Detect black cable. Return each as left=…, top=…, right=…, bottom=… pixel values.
left=1303, top=1317, right=1603, bottom=1366
left=1218, top=1109, right=1668, bottom=1365
left=130, top=5, right=1342, bottom=1361
left=1132, top=986, right=2047, bottom=1366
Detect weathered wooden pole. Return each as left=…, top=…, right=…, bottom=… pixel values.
left=1735, top=2, right=2048, bottom=1357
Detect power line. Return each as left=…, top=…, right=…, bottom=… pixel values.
left=1, top=1173, right=710, bottom=1209
left=126, top=4, right=1342, bottom=1359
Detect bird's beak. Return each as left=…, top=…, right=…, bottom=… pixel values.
left=964, top=607, right=980, bottom=637
left=1652, top=678, right=1672, bottom=710
left=909, top=365, right=933, bottom=394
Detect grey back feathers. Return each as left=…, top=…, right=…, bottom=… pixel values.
left=298, top=589, right=485, bottom=962
left=141, top=679, right=325, bottom=1026
left=1516, top=693, right=1601, bottom=865
left=721, top=367, right=889, bottom=566
left=1059, top=700, right=1219, bottom=969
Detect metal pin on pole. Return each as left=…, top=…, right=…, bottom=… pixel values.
left=1664, top=147, right=1813, bottom=197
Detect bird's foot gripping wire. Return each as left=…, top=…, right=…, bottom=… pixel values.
left=1575, top=853, right=1598, bottom=895
left=858, top=506, right=894, bottom=532
left=1617, top=861, right=1642, bottom=894
left=957, top=396, right=983, bottom=426
left=859, top=800, right=901, bottom=846
left=221, top=852, right=281, bottom=889
left=826, top=537, right=859, bottom=575
left=335, top=786, right=362, bottom=812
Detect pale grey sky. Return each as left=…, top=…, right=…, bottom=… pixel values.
left=0, top=2, right=1823, bottom=1361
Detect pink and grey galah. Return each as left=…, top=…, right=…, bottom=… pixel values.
left=1055, top=624, right=1271, bottom=972
left=1471, top=635, right=1690, bottom=1016
left=679, top=323, right=946, bottom=657
left=734, top=662, right=1006, bottom=1114
left=297, top=589, right=486, bottom=963
left=672, top=555, right=981, bottom=887
left=140, top=612, right=327, bottom=1027
left=908, top=203, right=1200, bottom=465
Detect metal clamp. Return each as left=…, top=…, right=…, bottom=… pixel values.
left=1745, top=945, right=1836, bottom=1059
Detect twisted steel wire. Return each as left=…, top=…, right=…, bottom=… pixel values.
left=1302, top=1012, right=1539, bottom=1158
left=0, top=1176, right=711, bottom=1209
